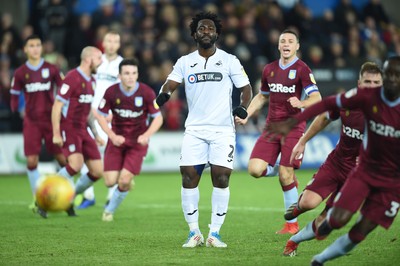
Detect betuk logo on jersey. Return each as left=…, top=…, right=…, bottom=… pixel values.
left=135, top=96, right=143, bottom=107
left=41, top=68, right=49, bottom=79
left=187, top=72, right=223, bottom=84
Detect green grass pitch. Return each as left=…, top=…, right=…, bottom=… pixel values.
left=0, top=170, right=399, bottom=265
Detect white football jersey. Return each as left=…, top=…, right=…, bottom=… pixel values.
left=167, top=48, right=250, bottom=132
left=92, top=54, right=123, bottom=109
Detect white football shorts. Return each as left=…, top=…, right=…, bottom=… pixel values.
left=180, top=129, right=236, bottom=169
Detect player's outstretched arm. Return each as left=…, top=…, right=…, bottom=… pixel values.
left=288, top=91, right=322, bottom=109
left=156, top=80, right=181, bottom=107
left=290, top=113, right=331, bottom=163
left=235, top=93, right=268, bottom=125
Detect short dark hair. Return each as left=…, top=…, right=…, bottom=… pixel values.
left=189, top=12, right=222, bottom=37
left=119, top=58, right=139, bottom=73
left=359, top=61, right=382, bottom=78
left=24, top=34, right=41, bottom=46
left=281, top=29, right=299, bottom=42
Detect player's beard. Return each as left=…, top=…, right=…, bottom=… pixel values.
left=197, top=35, right=217, bottom=49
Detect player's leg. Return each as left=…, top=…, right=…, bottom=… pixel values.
left=23, top=121, right=42, bottom=205
left=312, top=216, right=378, bottom=265
left=179, top=131, right=207, bottom=248
left=205, top=131, right=235, bottom=248
left=283, top=208, right=327, bottom=256
left=103, top=145, right=144, bottom=221
left=77, top=164, right=96, bottom=209
left=248, top=135, right=280, bottom=178
left=74, top=131, right=103, bottom=195
left=275, top=165, right=299, bottom=234
left=206, top=165, right=231, bottom=248
left=276, top=133, right=304, bottom=234
left=248, top=158, right=279, bottom=177
left=316, top=172, right=370, bottom=239
left=102, top=170, right=130, bottom=222
left=287, top=159, right=342, bottom=221
left=75, top=158, right=102, bottom=195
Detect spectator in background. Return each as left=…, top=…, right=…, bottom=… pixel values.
left=91, top=0, right=119, bottom=30
left=42, top=39, right=68, bottom=73
left=363, top=0, right=390, bottom=28
left=364, top=30, right=387, bottom=65
left=334, top=0, right=359, bottom=36
left=306, top=44, right=326, bottom=69
left=0, top=12, right=23, bottom=69
left=65, top=13, right=94, bottom=67
left=44, top=0, right=71, bottom=54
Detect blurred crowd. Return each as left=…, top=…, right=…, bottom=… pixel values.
left=0, top=0, right=399, bottom=132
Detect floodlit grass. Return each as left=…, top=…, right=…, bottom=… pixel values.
left=0, top=170, right=399, bottom=265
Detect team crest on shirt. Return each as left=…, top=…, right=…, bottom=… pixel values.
left=270, top=71, right=274, bottom=77
left=288, top=70, right=296, bottom=80
left=372, top=105, right=378, bottom=113
left=82, top=82, right=86, bottom=88
left=99, top=99, right=106, bottom=109
left=69, top=144, right=76, bottom=153
left=344, top=88, right=357, bottom=98
left=310, top=73, right=316, bottom=84
left=60, top=84, right=70, bottom=95
left=41, top=68, right=49, bottom=79
left=25, top=73, right=29, bottom=80
left=116, top=98, right=121, bottom=105
left=215, top=60, right=223, bottom=67
left=135, top=96, right=143, bottom=107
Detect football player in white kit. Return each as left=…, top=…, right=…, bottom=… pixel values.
left=78, top=30, right=123, bottom=209
left=156, top=12, right=252, bottom=248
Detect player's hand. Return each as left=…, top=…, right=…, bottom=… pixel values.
left=290, top=141, right=305, bottom=165
left=95, top=136, right=105, bottom=146
left=235, top=115, right=248, bottom=125
left=233, top=105, right=248, bottom=119
left=137, top=134, right=149, bottom=146
left=156, top=92, right=170, bottom=107
left=110, top=134, right=125, bottom=147
left=288, top=97, right=303, bottom=108
left=53, top=134, right=63, bottom=147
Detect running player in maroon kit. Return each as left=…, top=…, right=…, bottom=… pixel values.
left=96, top=58, right=163, bottom=222
left=10, top=35, right=67, bottom=215
left=52, top=46, right=104, bottom=217
left=267, top=56, right=400, bottom=265
left=235, top=29, right=321, bottom=234
left=282, top=62, right=383, bottom=257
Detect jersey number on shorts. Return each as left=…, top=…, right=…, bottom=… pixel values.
left=227, top=145, right=234, bottom=162
left=385, top=201, right=400, bottom=218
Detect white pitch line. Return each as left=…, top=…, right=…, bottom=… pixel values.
left=0, top=201, right=319, bottom=213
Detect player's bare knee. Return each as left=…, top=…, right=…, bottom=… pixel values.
left=213, top=175, right=230, bottom=188
left=248, top=166, right=262, bottom=178
left=299, top=197, right=318, bottom=210
left=26, top=156, right=39, bottom=169
left=330, top=208, right=352, bottom=229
